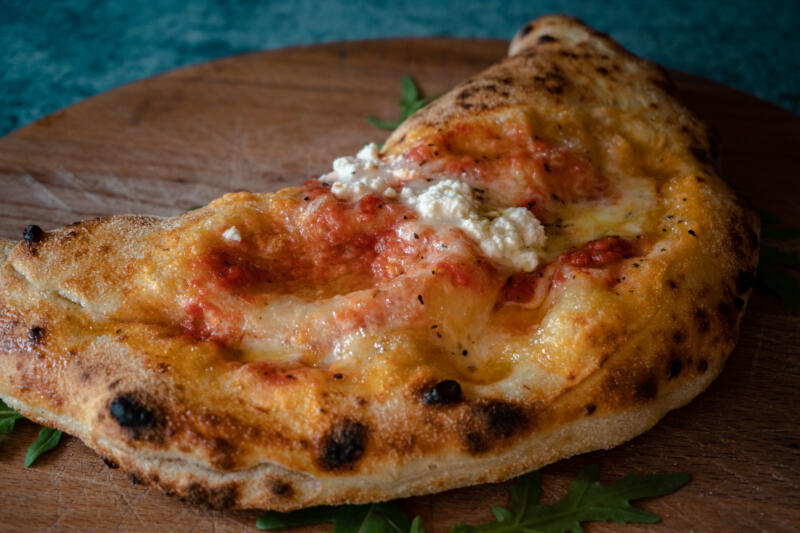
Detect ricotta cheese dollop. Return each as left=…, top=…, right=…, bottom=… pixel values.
left=321, top=144, right=546, bottom=272
left=327, top=143, right=399, bottom=201
left=222, top=225, right=242, bottom=242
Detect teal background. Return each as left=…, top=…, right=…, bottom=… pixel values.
left=2, top=0, right=798, bottom=136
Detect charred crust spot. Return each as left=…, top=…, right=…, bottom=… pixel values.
left=422, top=380, right=462, bottom=405
left=319, top=420, right=366, bottom=470
left=668, top=358, right=683, bottom=379
left=596, top=66, right=609, bottom=75
left=270, top=481, right=293, bottom=497
left=519, top=22, right=534, bottom=36
left=667, top=279, right=678, bottom=289
left=462, top=400, right=528, bottom=455
left=635, top=374, right=659, bottom=401
left=185, top=483, right=239, bottom=510
left=130, top=474, right=143, bottom=485
left=102, top=456, right=118, bottom=469
left=533, top=70, right=567, bottom=94
left=584, top=403, right=596, bottom=415
left=690, top=146, right=708, bottom=164
left=671, top=330, right=686, bottom=344
left=538, top=34, right=557, bottom=44
left=733, top=296, right=745, bottom=310
left=110, top=394, right=155, bottom=429
left=208, top=437, right=235, bottom=469
left=28, top=326, right=44, bottom=344
left=693, top=307, right=710, bottom=333
left=729, top=227, right=745, bottom=258
left=108, top=393, right=162, bottom=441
left=717, top=298, right=739, bottom=333
left=651, top=68, right=678, bottom=94
left=697, top=359, right=709, bottom=373
left=23, top=224, right=45, bottom=245
left=457, top=87, right=479, bottom=101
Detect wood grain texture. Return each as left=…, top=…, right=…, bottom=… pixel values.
left=0, top=38, right=798, bottom=532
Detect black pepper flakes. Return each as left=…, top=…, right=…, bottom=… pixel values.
left=688, top=229, right=697, bottom=237
left=417, top=294, right=424, bottom=305
left=28, top=326, right=44, bottom=344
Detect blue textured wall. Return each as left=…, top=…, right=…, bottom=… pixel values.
left=2, top=0, right=798, bottom=136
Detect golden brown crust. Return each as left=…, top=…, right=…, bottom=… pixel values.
left=0, top=15, right=758, bottom=510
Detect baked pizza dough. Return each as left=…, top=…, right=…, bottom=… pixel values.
left=0, top=16, right=758, bottom=510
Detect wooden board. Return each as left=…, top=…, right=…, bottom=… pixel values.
left=0, top=38, right=798, bottom=532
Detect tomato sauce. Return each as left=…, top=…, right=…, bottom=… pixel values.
left=501, top=269, right=546, bottom=304
left=401, top=120, right=605, bottom=220
left=499, top=236, right=634, bottom=305
left=563, top=236, right=634, bottom=268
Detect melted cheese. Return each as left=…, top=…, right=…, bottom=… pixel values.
left=544, top=173, right=658, bottom=260
left=183, top=126, right=662, bottom=378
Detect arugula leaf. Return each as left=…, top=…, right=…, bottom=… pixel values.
left=451, top=465, right=691, bottom=533
left=0, top=398, right=24, bottom=434
left=24, top=427, right=63, bottom=467
left=759, top=210, right=800, bottom=240
left=257, top=501, right=413, bottom=533
left=366, top=75, right=437, bottom=131
left=409, top=516, right=425, bottom=533
left=756, top=211, right=800, bottom=312
left=757, top=255, right=800, bottom=312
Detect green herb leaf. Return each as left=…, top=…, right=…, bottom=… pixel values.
left=756, top=210, right=800, bottom=312
left=451, top=465, right=691, bottom=533
left=410, top=516, right=425, bottom=533
left=257, top=501, right=413, bottom=533
left=759, top=210, right=800, bottom=240
left=24, top=427, right=63, bottom=467
left=366, top=75, right=437, bottom=131
left=366, top=116, right=404, bottom=130
left=186, top=205, right=202, bottom=211
left=0, top=398, right=24, bottom=434
left=400, top=74, right=420, bottom=106
left=757, top=254, right=800, bottom=312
